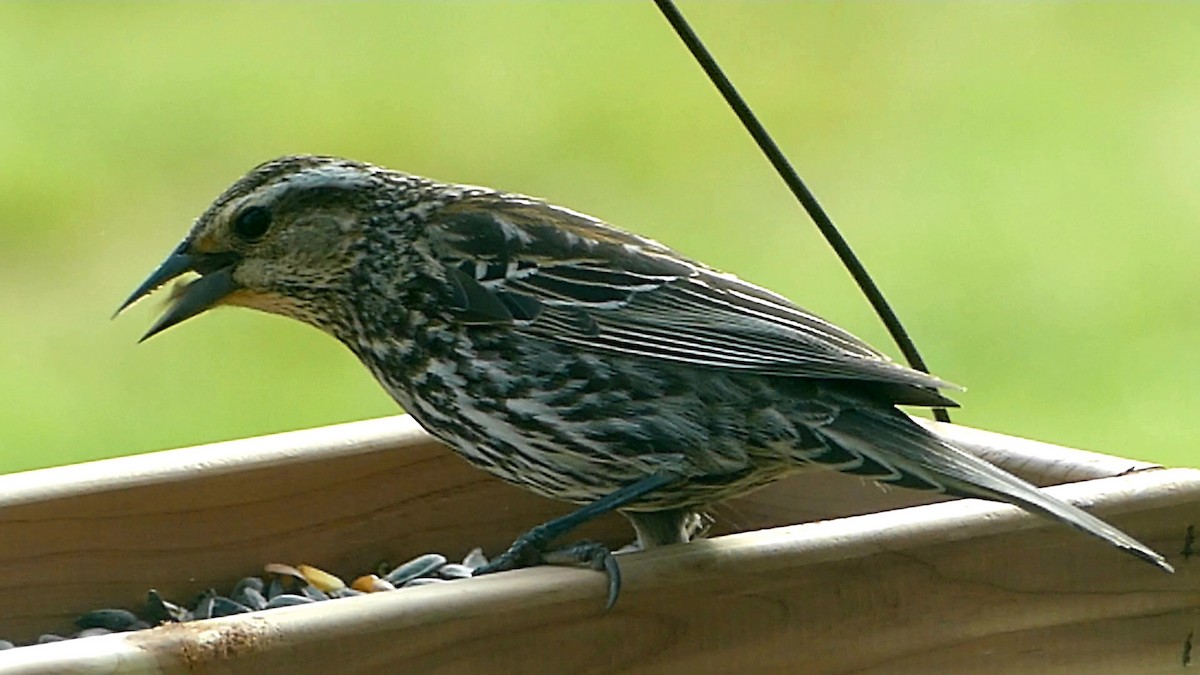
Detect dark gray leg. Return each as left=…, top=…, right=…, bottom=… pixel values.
left=474, top=471, right=681, bottom=609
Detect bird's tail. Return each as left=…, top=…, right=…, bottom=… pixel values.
left=810, top=407, right=1173, bottom=573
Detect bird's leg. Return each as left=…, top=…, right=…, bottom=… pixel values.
left=474, top=471, right=680, bottom=609
left=622, top=508, right=712, bottom=550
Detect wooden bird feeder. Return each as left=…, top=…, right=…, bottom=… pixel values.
left=0, top=415, right=1197, bottom=673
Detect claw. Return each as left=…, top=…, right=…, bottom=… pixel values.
left=542, top=541, right=621, bottom=610
left=474, top=535, right=623, bottom=610
left=602, top=555, right=621, bottom=610
left=473, top=536, right=542, bottom=577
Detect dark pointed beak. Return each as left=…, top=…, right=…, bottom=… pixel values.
left=115, top=241, right=241, bottom=342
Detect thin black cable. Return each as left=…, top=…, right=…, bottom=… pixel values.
left=652, top=0, right=952, bottom=423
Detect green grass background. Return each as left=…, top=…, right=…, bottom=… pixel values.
left=1, top=3, right=1196, bottom=474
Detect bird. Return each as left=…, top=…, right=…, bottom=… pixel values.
left=117, top=155, right=1171, bottom=608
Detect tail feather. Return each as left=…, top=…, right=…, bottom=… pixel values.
left=813, top=407, right=1173, bottom=573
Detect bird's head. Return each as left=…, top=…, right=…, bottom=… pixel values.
left=116, top=155, right=439, bottom=340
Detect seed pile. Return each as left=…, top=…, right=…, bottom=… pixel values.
left=0, top=548, right=487, bottom=650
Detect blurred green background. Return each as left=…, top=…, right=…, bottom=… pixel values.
left=1, top=3, right=1196, bottom=474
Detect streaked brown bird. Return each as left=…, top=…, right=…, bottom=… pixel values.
left=118, top=155, right=1170, bottom=607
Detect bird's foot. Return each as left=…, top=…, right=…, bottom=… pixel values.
left=543, top=541, right=621, bottom=610
left=473, top=534, right=544, bottom=576
left=474, top=532, right=621, bottom=610
left=470, top=473, right=680, bottom=610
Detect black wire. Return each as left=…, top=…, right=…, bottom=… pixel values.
left=652, top=0, right=952, bottom=424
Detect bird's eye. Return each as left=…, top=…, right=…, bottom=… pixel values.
left=232, top=205, right=272, bottom=242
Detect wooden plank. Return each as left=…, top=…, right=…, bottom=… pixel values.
left=0, top=416, right=1193, bottom=672
left=0, top=416, right=1169, bottom=637
left=1, top=469, right=1195, bottom=674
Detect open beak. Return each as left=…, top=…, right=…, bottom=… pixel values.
left=115, top=241, right=241, bottom=342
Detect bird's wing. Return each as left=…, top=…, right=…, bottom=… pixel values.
left=427, top=195, right=955, bottom=393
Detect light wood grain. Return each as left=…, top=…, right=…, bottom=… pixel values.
left=0, top=416, right=1193, bottom=674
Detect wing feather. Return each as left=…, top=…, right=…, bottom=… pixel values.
left=428, top=197, right=957, bottom=396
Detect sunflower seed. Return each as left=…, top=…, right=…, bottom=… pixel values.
left=384, top=553, right=447, bottom=585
